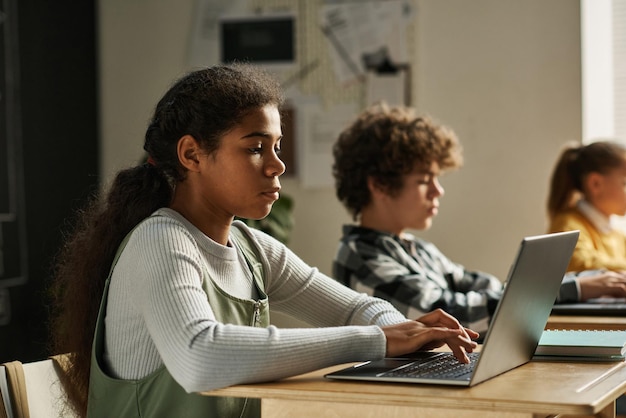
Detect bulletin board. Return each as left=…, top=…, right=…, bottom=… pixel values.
left=188, top=0, right=417, bottom=188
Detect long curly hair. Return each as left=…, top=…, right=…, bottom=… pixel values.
left=47, top=63, right=283, bottom=416
left=332, top=102, right=463, bottom=220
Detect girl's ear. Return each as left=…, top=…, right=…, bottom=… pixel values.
left=584, top=172, right=606, bottom=201
left=177, top=135, right=202, bottom=172
left=585, top=172, right=602, bottom=190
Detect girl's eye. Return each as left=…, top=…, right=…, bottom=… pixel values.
left=247, top=140, right=281, bottom=155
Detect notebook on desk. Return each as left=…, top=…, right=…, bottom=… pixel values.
left=325, top=230, right=579, bottom=387
left=551, top=298, right=626, bottom=316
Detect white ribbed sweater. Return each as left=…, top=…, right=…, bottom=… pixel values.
left=103, top=208, right=407, bottom=393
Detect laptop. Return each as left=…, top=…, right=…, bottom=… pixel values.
left=325, top=230, right=579, bottom=387
left=552, top=298, right=626, bottom=316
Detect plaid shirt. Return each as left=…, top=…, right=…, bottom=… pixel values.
left=333, top=225, right=503, bottom=333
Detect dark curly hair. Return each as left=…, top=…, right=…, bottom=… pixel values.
left=48, top=63, right=283, bottom=416
left=332, top=102, right=463, bottom=220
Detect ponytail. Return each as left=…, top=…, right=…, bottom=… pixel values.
left=49, top=163, right=172, bottom=417
left=105, top=163, right=173, bottom=236
left=547, top=145, right=581, bottom=220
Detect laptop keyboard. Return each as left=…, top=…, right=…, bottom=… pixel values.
left=381, top=352, right=480, bottom=379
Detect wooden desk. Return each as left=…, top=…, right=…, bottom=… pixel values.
left=547, top=315, right=626, bottom=331
left=203, top=359, right=626, bottom=418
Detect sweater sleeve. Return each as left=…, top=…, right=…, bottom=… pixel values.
left=113, top=219, right=402, bottom=393
left=242, top=224, right=410, bottom=328
left=556, top=273, right=581, bottom=303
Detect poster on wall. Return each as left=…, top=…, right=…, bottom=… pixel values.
left=319, top=0, right=412, bottom=84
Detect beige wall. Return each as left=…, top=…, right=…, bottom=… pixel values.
left=99, top=0, right=581, bottom=282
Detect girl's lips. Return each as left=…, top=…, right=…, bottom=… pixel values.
left=262, top=191, right=280, bottom=201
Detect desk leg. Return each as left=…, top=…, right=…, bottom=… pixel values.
left=594, top=400, right=615, bottom=418
left=262, top=399, right=538, bottom=418
left=548, top=400, right=615, bottom=418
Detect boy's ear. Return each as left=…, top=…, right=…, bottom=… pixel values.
left=177, top=135, right=202, bottom=171
left=367, top=176, right=387, bottom=198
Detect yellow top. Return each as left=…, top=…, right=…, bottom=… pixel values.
left=549, top=208, right=626, bottom=271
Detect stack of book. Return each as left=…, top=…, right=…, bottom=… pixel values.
left=534, top=330, right=626, bottom=361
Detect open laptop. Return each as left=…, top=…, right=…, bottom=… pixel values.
left=552, top=298, right=626, bottom=316
left=325, top=230, right=579, bottom=387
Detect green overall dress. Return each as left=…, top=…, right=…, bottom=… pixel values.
left=87, top=223, right=269, bottom=417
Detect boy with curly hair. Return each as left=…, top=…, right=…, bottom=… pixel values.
left=332, top=103, right=502, bottom=333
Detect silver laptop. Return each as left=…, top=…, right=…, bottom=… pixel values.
left=325, top=230, right=579, bottom=387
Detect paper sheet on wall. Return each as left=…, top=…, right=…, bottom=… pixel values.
left=297, top=102, right=358, bottom=188
left=319, top=0, right=412, bottom=84
left=366, top=70, right=407, bottom=106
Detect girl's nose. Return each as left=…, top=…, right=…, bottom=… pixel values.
left=266, top=151, right=286, bottom=177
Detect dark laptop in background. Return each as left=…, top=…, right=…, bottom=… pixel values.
left=552, top=298, right=626, bottom=316
left=325, top=230, right=579, bottom=387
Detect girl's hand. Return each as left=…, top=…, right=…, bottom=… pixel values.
left=382, top=309, right=479, bottom=363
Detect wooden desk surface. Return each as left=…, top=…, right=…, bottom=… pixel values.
left=204, top=359, right=626, bottom=418
left=547, top=315, right=626, bottom=331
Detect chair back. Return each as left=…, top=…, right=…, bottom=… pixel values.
left=2, top=356, right=77, bottom=418
left=1, top=365, right=13, bottom=418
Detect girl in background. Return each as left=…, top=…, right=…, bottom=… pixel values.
left=547, top=140, right=626, bottom=300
